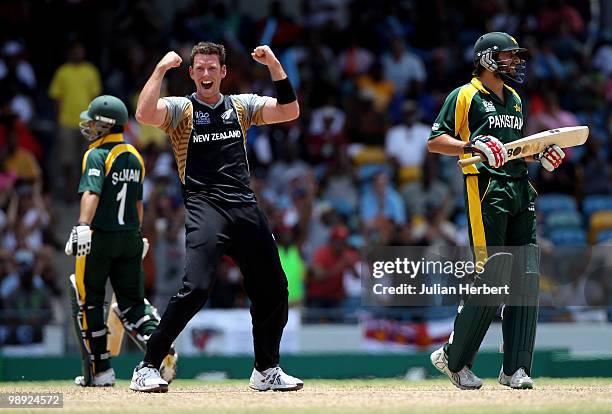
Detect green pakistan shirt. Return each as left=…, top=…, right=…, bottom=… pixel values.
left=78, top=133, right=145, bottom=231
left=429, top=77, right=527, bottom=178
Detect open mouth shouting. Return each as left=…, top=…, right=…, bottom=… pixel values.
left=189, top=54, right=225, bottom=101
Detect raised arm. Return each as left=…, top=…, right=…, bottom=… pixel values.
left=135, top=51, right=183, bottom=127
left=251, top=45, right=299, bottom=124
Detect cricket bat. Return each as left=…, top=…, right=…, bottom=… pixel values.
left=107, top=294, right=125, bottom=356
left=457, top=126, right=589, bottom=167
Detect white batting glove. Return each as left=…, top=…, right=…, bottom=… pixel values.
left=466, top=135, right=508, bottom=168
left=142, top=238, right=149, bottom=259
left=65, top=225, right=92, bottom=257
left=535, top=144, right=565, bottom=172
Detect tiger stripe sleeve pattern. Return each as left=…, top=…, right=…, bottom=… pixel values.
left=160, top=97, right=193, bottom=184
left=231, top=93, right=269, bottom=128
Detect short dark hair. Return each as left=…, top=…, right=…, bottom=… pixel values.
left=190, top=41, right=226, bottom=66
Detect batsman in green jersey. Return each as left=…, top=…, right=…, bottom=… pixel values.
left=65, top=95, right=176, bottom=386
left=427, top=32, right=565, bottom=390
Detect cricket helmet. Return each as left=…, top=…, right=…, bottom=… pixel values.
left=473, top=32, right=527, bottom=83
left=79, top=95, right=128, bottom=141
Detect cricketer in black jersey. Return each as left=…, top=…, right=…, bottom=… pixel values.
left=160, top=93, right=267, bottom=204
left=130, top=42, right=302, bottom=392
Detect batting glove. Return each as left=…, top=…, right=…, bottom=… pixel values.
left=535, top=144, right=564, bottom=172
left=465, top=135, right=508, bottom=168
left=65, top=224, right=92, bottom=257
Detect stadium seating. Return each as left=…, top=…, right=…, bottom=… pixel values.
left=544, top=210, right=582, bottom=236
left=583, top=195, right=612, bottom=221
left=537, top=193, right=578, bottom=214
left=595, top=229, right=612, bottom=244
left=547, top=227, right=587, bottom=246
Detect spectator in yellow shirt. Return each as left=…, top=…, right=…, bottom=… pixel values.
left=48, top=42, right=101, bottom=202
left=356, top=62, right=395, bottom=113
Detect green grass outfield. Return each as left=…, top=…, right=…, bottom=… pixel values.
left=0, top=378, right=611, bottom=414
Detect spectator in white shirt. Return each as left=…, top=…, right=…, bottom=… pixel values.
left=384, top=101, right=430, bottom=184
left=381, top=37, right=426, bottom=94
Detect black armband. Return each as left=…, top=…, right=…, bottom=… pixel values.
left=273, top=77, right=297, bottom=104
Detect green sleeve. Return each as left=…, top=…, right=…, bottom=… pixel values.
left=78, top=149, right=106, bottom=194
left=429, top=87, right=460, bottom=140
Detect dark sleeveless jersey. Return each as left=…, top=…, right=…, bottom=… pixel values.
left=160, top=93, right=268, bottom=204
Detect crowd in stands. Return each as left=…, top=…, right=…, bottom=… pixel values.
left=0, top=0, right=611, bottom=336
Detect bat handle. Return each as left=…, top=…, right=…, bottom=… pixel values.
left=457, top=155, right=483, bottom=167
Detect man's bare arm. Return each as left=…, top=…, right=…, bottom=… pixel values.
left=251, top=45, right=299, bottom=123
left=78, top=191, right=100, bottom=225
left=135, top=51, right=183, bottom=126
left=427, top=134, right=469, bottom=156
left=430, top=133, right=509, bottom=168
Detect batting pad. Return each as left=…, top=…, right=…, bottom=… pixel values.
left=69, top=275, right=94, bottom=385
left=502, top=244, right=539, bottom=376
left=69, top=274, right=110, bottom=384
left=447, top=252, right=514, bottom=372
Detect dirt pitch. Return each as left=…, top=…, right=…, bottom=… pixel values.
left=1, top=378, right=611, bottom=414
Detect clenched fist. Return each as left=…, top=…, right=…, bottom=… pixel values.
left=251, top=45, right=278, bottom=66
left=157, top=51, right=182, bottom=72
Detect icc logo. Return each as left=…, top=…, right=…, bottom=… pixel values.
left=482, top=100, right=496, bottom=113
left=195, top=111, right=211, bottom=125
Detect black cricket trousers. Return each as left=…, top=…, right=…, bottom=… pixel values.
left=144, top=193, right=289, bottom=371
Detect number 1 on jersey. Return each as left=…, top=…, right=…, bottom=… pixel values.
left=116, top=183, right=127, bottom=225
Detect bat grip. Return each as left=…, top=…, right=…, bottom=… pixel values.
left=457, top=155, right=483, bottom=167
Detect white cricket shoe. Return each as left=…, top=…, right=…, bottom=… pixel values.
left=75, top=368, right=115, bottom=387
left=498, top=367, right=534, bottom=389
left=249, top=366, right=304, bottom=391
left=160, top=346, right=178, bottom=383
left=430, top=347, right=483, bottom=390
left=129, top=362, right=168, bottom=393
